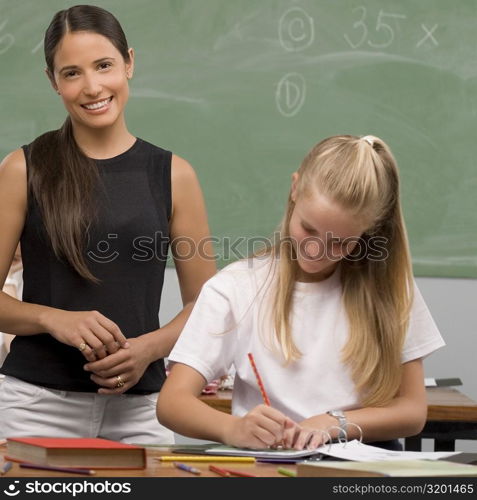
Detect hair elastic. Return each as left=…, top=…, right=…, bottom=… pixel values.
left=362, top=136, right=374, bottom=146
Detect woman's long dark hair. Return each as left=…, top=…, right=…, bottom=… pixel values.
left=29, top=5, right=131, bottom=282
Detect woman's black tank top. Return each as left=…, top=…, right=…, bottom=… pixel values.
left=1, top=138, right=171, bottom=394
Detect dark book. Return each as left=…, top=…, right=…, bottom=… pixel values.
left=425, top=377, right=463, bottom=387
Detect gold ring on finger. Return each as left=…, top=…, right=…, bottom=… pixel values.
left=78, top=342, right=87, bottom=352
left=115, top=375, right=125, bottom=388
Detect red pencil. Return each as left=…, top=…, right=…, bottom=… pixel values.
left=219, top=467, right=258, bottom=478
left=247, top=352, right=271, bottom=406
left=209, top=464, right=231, bottom=477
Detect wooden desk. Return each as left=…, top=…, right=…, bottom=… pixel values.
left=201, top=387, right=477, bottom=452
left=0, top=445, right=293, bottom=477
left=407, top=387, right=477, bottom=452
left=200, top=390, right=232, bottom=413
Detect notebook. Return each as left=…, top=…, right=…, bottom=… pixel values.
left=205, top=444, right=321, bottom=460
left=204, top=439, right=459, bottom=461
left=297, top=459, right=477, bottom=477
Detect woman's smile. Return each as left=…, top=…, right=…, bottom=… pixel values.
left=81, top=96, right=113, bottom=113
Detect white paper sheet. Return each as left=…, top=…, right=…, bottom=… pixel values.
left=317, top=440, right=460, bottom=462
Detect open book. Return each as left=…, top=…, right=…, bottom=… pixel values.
left=313, top=440, right=459, bottom=462
left=205, top=440, right=459, bottom=462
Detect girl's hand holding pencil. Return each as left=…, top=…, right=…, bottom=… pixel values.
left=220, top=352, right=303, bottom=450
left=281, top=421, right=330, bottom=450
left=242, top=352, right=329, bottom=451
left=222, top=403, right=298, bottom=449
left=224, top=407, right=331, bottom=451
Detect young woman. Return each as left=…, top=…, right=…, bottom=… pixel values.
left=157, top=135, right=444, bottom=450
left=0, top=5, right=216, bottom=443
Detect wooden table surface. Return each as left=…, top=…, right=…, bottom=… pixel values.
left=201, top=387, right=477, bottom=422
left=426, top=387, right=477, bottom=422
left=0, top=445, right=294, bottom=478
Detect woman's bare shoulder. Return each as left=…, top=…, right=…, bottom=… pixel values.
left=0, top=148, right=27, bottom=175
left=171, top=154, right=197, bottom=185
left=0, top=148, right=27, bottom=200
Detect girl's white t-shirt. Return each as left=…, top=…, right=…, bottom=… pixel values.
left=168, top=258, right=445, bottom=422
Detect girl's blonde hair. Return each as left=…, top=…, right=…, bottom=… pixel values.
left=259, top=134, right=413, bottom=407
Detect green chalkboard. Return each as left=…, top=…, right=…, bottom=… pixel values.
left=0, top=0, right=476, bottom=278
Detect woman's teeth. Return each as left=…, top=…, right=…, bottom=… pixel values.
left=83, top=97, right=112, bottom=110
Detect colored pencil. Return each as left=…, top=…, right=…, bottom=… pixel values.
left=1, top=462, right=12, bottom=475
left=173, top=461, right=201, bottom=475
left=277, top=467, right=296, bottom=477
left=156, top=455, right=255, bottom=463
left=248, top=352, right=288, bottom=450
left=20, top=463, right=96, bottom=475
left=209, top=464, right=231, bottom=477
left=217, top=467, right=258, bottom=478
left=247, top=352, right=271, bottom=406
